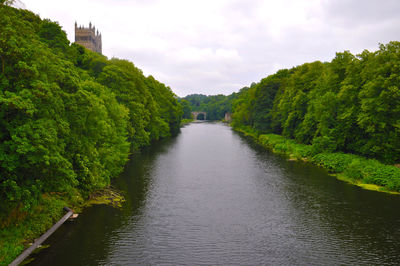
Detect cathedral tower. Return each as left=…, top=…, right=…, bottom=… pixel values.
left=74, top=22, right=102, bottom=54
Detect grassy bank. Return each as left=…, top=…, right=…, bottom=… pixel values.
left=180, top=119, right=194, bottom=126
left=0, top=192, right=81, bottom=265
left=0, top=187, right=124, bottom=265
left=234, top=126, right=400, bottom=194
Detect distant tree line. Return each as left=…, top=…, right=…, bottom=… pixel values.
left=180, top=93, right=240, bottom=120
left=0, top=5, right=182, bottom=218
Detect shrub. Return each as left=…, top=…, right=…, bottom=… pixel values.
left=292, top=145, right=313, bottom=159
left=311, top=152, right=354, bottom=173
left=361, top=162, right=400, bottom=188
left=311, top=136, right=337, bottom=155
left=343, top=158, right=365, bottom=180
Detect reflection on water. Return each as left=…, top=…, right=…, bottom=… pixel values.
left=30, top=122, right=400, bottom=265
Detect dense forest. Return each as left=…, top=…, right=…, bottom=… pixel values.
left=0, top=5, right=182, bottom=221
left=230, top=42, right=400, bottom=191
left=181, top=93, right=239, bottom=120
left=231, top=44, right=400, bottom=164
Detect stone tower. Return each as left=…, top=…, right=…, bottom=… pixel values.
left=74, top=22, right=102, bottom=54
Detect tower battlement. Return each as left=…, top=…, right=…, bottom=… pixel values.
left=74, top=22, right=102, bottom=54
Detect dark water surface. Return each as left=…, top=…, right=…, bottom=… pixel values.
left=30, top=122, right=400, bottom=265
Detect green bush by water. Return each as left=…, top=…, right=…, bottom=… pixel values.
left=0, top=193, right=78, bottom=265
left=255, top=132, right=400, bottom=193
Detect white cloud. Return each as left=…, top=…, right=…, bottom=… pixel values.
left=23, top=0, right=400, bottom=97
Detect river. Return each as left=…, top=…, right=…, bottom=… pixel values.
left=29, top=122, right=400, bottom=265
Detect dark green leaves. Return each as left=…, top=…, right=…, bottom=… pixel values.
left=232, top=42, right=400, bottom=164
left=0, top=5, right=183, bottom=215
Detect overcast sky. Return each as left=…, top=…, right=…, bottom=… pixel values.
left=22, top=0, right=400, bottom=97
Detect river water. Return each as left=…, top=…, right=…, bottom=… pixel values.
left=30, top=122, right=400, bottom=265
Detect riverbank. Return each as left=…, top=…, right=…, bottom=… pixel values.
left=180, top=119, right=194, bottom=126
left=0, top=187, right=124, bottom=265
left=1, top=194, right=75, bottom=265
left=233, top=125, right=400, bottom=195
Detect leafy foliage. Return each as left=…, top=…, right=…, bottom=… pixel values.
left=232, top=43, right=400, bottom=165
left=0, top=5, right=183, bottom=219
left=311, top=153, right=354, bottom=173
left=230, top=42, right=400, bottom=191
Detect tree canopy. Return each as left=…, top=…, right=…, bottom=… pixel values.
left=231, top=44, right=400, bottom=164
left=0, top=5, right=183, bottom=218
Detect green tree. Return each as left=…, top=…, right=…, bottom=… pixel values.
left=0, top=5, right=185, bottom=217
left=179, top=99, right=192, bottom=119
